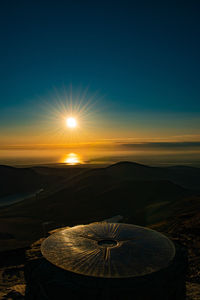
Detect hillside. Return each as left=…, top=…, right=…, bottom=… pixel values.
left=0, top=165, right=88, bottom=198
left=0, top=161, right=198, bottom=251
left=0, top=162, right=200, bottom=298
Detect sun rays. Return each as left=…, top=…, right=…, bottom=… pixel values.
left=38, top=87, right=101, bottom=145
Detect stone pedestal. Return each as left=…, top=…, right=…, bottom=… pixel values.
left=25, top=223, right=187, bottom=300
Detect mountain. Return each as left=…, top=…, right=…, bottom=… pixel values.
left=106, top=161, right=200, bottom=190
left=0, top=165, right=87, bottom=198
left=0, top=165, right=45, bottom=197
left=0, top=161, right=199, bottom=251
left=58, top=161, right=200, bottom=191
left=1, top=161, right=199, bottom=198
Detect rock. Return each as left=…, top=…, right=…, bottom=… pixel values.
left=186, top=282, right=200, bottom=300
left=1, top=284, right=25, bottom=299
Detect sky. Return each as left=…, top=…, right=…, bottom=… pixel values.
left=0, top=1, right=200, bottom=163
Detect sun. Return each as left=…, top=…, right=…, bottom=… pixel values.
left=66, top=117, right=77, bottom=128
left=63, top=153, right=82, bottom=165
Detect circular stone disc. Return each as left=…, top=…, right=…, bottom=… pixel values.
left=41, top=222, right=175, bottom=278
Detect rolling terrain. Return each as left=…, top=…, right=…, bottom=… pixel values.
left=0, top=161, right=199, bottom=250
left=0, top=161, right=200, bottom=298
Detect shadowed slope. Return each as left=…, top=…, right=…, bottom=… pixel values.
left=0, top=161, right=198, bottom=251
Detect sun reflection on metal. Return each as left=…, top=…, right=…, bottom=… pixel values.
left=41, top=222, right=175, bottom=278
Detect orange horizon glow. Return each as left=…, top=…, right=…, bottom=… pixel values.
left=63, top=153, right=83, bottom=165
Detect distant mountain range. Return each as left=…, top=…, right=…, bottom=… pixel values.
left=0, top=164, right=86, bottom=197
left=0, top=161, right=199, bottom=234
left=37, top=162, right=193, bottom=226
left=107, top=161, right=200, bottom=190
left=1, top=161, right=199, bottom=198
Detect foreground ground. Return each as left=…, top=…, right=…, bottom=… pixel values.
left=0, top=207, right=200, bottom=299
left=0, top=162, right=200, bottom=298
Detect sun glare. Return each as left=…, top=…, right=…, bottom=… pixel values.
left=64, top=153, right=82, bottom=165
left=66, top=117, right=77, bottom=128
left=42, top=88, right=99, bottom=144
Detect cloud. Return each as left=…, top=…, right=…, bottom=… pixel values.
left=120, top=142, right=200, bottom=150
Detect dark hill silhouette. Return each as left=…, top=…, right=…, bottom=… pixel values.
left=0, top=161, right=199, bottom=251
left=0, top=165, right=66, bottom=198
left=1, top=161, right=199, bottom=199
left=165, top=165, right=200, bottom=190
left=107, top=161, right=149, bottom=168
left=39, top=178, right=190, bottom=227
left=52, top=161, right=200, bottom=193
left=2, top=163, right=190, bottom=229
left=0, top=165, right=89, bottom=198
left=0, top=165, right=45, bottom=197
left=31, top=166, right=88, bottom=178
left=106, top=161, right=162, bottom=180
left=106, top=161, right=200, bottom=190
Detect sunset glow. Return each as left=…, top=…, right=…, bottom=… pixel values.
left=0, top=2, right=200, bottom=167
left=63, top=153, right=82, bottom=165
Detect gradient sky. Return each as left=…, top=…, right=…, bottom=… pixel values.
left=0, top=1, right=200, bottom=150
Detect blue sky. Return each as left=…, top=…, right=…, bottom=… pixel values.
left=0, top=0, right=200, bottom=146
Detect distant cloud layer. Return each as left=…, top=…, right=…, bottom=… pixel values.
left=121, top=142, right=200, bottom=150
